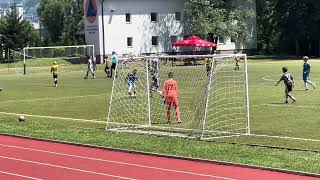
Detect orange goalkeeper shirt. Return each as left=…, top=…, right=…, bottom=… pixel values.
left=162, top=78, right=179, bottom=98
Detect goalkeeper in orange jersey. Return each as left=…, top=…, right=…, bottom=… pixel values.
left=162, top=72, right=181, bottom=123
left=50, top=61, right=60, bottom=87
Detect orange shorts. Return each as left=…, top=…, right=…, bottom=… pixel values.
left=165, top=96, right=179, bottom=108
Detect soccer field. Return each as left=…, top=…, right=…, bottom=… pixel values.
left=0, top=58, right=320, bottom=173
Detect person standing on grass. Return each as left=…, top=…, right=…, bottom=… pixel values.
left=275, top=67, right=296, bottom=103
left=104, top=56, right=110, bottom=77
left=110, top=51, right=119, bottom=78
left=150, top=58, right=161, bottom=96
left=126, top=69, right=139, bottom=98
left=50, top=61, right=60, bottom=87
left=84, top=56, right=96, bottom=79
left=162, top=72, right=181, bottom=123
left=302, top=56, right=316, bottom=90
left=234, top=57, right=240, bottom=71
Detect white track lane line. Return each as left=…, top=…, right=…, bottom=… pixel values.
left=0, top=93, right=107, bottom=104
left=0, top=143, right=237, bottom=180
left=0, top=111, right=106, bottom=124
left=0, top=170, right=44, bottom=180
left=0, top=155, right=136, bottom=180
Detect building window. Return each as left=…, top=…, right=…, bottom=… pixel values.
left=151, top=12, right=157, bottom=22
left=231, top=37, right=236, bottom=43
left=219, top=37, right=225, bottom=44
left=175, top=12, right=181, bottom=21
left=127, top=37, right=133, bottom=47
left=171, top=36, right=177, bottom=45
left=126, top=13, right=131, bottom=23
left=152, top=36, right=158, bottom=46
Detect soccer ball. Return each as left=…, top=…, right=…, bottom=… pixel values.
left=18, top=115, right=25, bottom=122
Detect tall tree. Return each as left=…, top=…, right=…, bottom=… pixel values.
left=37, top=0, right=66, bottom=42
left=0, top=10, right=38, bottom=51
left=63, top=0, right=85, bottom=45
left=276, top=1, right=320, bottom=56
left=256, top=0, right=320, bottom=56
left=184, top=0, right=255, bottom=43
left=256, top=0, right=279, bottom=54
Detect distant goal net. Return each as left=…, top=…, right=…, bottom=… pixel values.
left=20, top=45, right=95, bottom=74
left=106, top=54, right=249, bottom=140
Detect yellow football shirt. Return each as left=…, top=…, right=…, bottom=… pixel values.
left=51, top=64, right=60, bottom=75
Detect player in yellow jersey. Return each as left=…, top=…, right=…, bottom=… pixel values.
left=51, top=61, right=60, bottom=87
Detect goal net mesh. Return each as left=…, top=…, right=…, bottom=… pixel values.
left=107, top=54, right=249, bottom=140
left=20, top=45, right=94, bottom=74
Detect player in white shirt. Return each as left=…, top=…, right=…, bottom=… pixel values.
left=84, top=56, right=96, bottom=79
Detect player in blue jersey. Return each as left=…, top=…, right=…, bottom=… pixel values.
left=126, top=69, right=139, bottom=97
left=302, top=56, right=316, bottom=90
left=275, top=67, right=296, bottom=103
left=149, top=58, right=162, bottom=97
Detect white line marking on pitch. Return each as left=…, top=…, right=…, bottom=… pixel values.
left=0, top=155, right=136, bottom=180
left=252, top=103, right=320, bottom=109
left=0, top=170, right=44, bottom=180
left=0, top=143, right=237, bottom=180
left=250, top=134, right=320, bottom=142
left=0, top=93, right=108, bottom=104
left=0, top=111, right=106, bottom=124
left=261, top=76, right=276, bottom=82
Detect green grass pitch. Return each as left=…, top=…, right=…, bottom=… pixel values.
left=0, top=58, right=319, bottom=174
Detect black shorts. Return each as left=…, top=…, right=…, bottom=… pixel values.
left=111, top=63, right=117, bottom=70
left=53, top=74, right=58, bottom=79
left=286, top=85, right=292, bottom=92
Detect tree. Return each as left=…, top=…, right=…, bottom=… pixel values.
left=256, top=0, right=320, bottom=56
left=184, top=0, right=255, bottom=44
left=63, top=0, right=85, bottom=45
left=256, top=0, right=279, bottom=54
left=0, top=9, right=39, bottom=58
left=275, top=1, right=320, bottom=56
left=38, top=0, right=84, bottom=45
left=38, top=0, right=66, bottom=42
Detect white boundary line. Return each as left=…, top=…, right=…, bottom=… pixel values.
left=252, top=103, right=320, bottom=109
left=0, top=111, right=106, bottom=124
left=0, top=170, right=44, bottom=180
left=0, top=143, right=237, bottom=180
left=0, top=94, right=107, bottom=104
left=0, top=155, right=136, bottom=180
left=249, top=134, right=320, bottom=142
left=261, top=76, right=277, bottom=82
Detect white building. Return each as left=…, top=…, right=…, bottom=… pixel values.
left=84, top=0, right=257, bottom=61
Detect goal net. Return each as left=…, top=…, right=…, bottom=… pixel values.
left=19, top=45, right=95, bottom=75
left=106, top=54, right=249, bottom=140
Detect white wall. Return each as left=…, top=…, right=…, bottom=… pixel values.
left=103, top=0, right=185, bottom=55
left=85, top=0, right=257, bottom=56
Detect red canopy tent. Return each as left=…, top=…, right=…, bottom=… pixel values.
left=173, top=36, right=216, bottom=47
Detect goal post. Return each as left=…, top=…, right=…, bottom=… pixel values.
left=106, top=54, right=249, bottom=140
left=22, top=45, right=95, bottom=75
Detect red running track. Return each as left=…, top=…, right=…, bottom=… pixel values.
left=0, top=135, right=318, bottom=180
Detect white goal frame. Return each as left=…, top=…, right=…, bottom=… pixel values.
left=106, top=54, right=250, bottom=140
left=22, top=45, right=95, bottom=75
